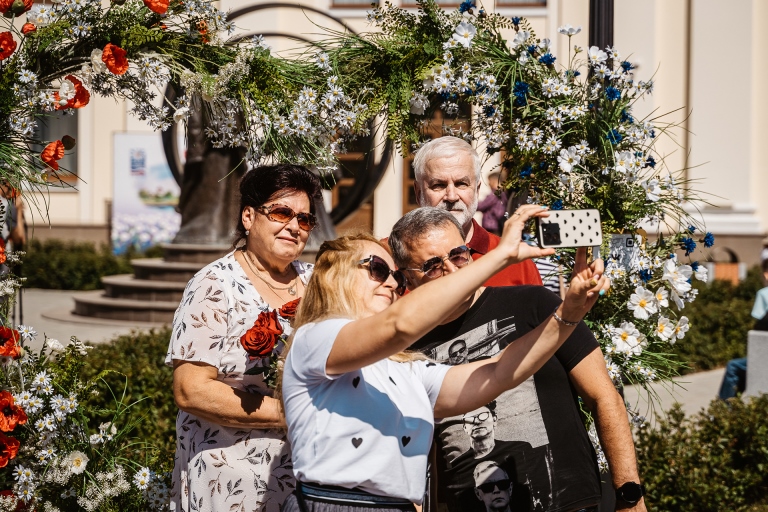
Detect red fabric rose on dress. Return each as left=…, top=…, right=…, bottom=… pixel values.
left=278, top=298, right=301, bottom=320
left=0, top=432, right=20, bottom=468
left=0, top=328, right=20, bottom=360
left=240, top=310, right=283, bottom=359
left=41, top=140, right=65, bottom=170
left=0, top=238, right=6, bottom=265
left=0, top=32, right=17, bottom=61
left=0, top=391, right=26, bottom=432
left=102, top=43, right=129, bottom=75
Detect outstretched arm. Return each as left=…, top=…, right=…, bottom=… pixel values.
left=433, top=249, right=609, bottom=418
left=326, top=205, right=555, bottom=375
left=570, top=350, right=647, bottom=512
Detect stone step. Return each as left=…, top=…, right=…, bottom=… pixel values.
left=102, top=274, right=187, bottom=302
left=131, top=258, right=202, bottom=282
left=161, top=243, right=231, bottom=264
left=72, top=291, right=178, bottom=324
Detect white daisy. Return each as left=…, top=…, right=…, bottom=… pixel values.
left=628, top=287, right=657, bottom=320
left=673, top=317, right=690, bottom=340
left=654, top=316, right=674, bottom=341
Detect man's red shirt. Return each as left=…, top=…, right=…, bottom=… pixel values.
left=467, top=219, right=543, bottom=287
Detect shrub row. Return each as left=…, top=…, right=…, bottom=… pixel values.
left=20, top=239, right=163, bottom=290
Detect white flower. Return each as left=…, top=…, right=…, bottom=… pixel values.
left=510, top=30, right=529, bottom=49
left=14, top=465, right=33, bottom=482
left=588, top=46, right=608, bottom=66
left=654, top=316, right=674, bottom=341
left=90, top=433, right=105, bottom=445
left=612, top=322, right=643, bottom=356
left=557, top=147, right=581, bottom=173
left=662, top=259, right=692, bottom=295
left=17, top=325, right=37, bottom=341
left=315, top=52, right=331, bottom=71
left=42, top=414, right=57, bottom=431
left=606, top=45, right=621, bottom=61
left=641, top=179, right=662, bottom=202
left=613, top=151, right=634, bottom=175
left=543, top=136, right=562, bottom=155
left=695, top=265, right=709, bottom=281
left=45, top=338, right=64, bottom=355
left=90, top=49, right=107, bottom=74
left=452, top=21, right=476, bottom=48
left=66, top=451, right=89, bottom=475
left=518, top=52, right=529, bottom=64
left=133, top=467, right=152, bottom=490
left=557, top=24, right=581, bottom=36
left=173, top=107, right=190, bottom=123
left=654, top=287, right=669, bottom=308
left=594, top=64, right=612, bottom=80
left=628, top=287, right=657, bottom=320
left=673, top=316, right=690, bottom=340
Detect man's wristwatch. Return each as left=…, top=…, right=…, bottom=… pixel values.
left=616, top=482, right=645, bottom=504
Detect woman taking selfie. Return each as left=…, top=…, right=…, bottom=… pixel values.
left=280, top=205, right=610, bottom=512
left=166, top=164, right=321, bottom=512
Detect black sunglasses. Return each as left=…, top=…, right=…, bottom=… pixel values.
left=403, top=245, right=471, bottom=279
left=477, top=479, right=511, bottom=494
left=358, top=255, right=407, bottom=296
left=257, top=204, right=317, bottom=232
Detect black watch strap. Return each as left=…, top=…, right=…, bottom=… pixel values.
left=616, top=481, right=645, bottom=504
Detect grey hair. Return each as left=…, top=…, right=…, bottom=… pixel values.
left=412, top=136, right=482, bottom=188
left=388, top=207, right=465, bottom=269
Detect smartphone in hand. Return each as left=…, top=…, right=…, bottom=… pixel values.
left=536, top=209, right=602, bottom=248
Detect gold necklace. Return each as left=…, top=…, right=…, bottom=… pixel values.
left=242, top=249, right=299, bottom=296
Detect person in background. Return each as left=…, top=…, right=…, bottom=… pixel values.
left=0, top=182, right=25, bottom=250
left=476, top=172, right=507, bottom=237
left=412, top=136, right=542, bottom=287
left=166, top=164, right=322, bottom=512
left=718, top=258, right=768, bottom=399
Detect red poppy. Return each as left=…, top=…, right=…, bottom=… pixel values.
left=101, top=43, right=129, bottom=75
left=0, top=0, right=10, bottom=13
left=240, top=310, right=283, bottom=358
left=142, top=0, right=168, bottom=14
left=41, top=140, right=65, bottom=171
left=0, top=0, right=31, bottom=14
left=0, top=32, right=16, bottom=61
left=0, top=327, right=20, bottom=359
left=278, top=298, right=301, bottom=320
left=195, top=20, right=210, bottom=44
left=0, top=432, right=20, bottom=468
left=0, top=392, right=26, bottom=433
left=55, top=75, right=90, bottom=110
left=0, top=239, right=6, bottom=265
left=21, top=23, right=35, bottom=35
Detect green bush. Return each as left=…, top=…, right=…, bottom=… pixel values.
left=668, top=267, right=764, bottom=374
left=636, top=394, right=768, bottom=512
left=80, top=328, right=176, bottom=460
left=21, top=239, right=164, bottom=290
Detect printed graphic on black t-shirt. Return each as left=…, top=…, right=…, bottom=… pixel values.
left=411, top=286, right=602, bottom=512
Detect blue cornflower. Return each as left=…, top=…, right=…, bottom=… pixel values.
left=644, top=156, right=656, bottom=168
left=511, top=16, right=521, bottom=25
left=527, top=45, right=538, bottom=55
left=620, top=109, right=634, bottom=123
left=639, top=269, right=652, bottom=283
left=620, top=60, right=634, bottom=72
left=606, top=129, right=623, bottom=144
left=687, top=225, right=696, bottom=234
left=649, top=128, right=656, bottom=138
left=551, top=199, right=563, bottom=210
left=484, top=105, right=496, bottom=117
left=458, top=0, right=475, bottom=13
left=513, top=81, right=529, bottom=106
left=538, top=53, right=556, bottom=65
left=691, top=261, right=700, bottom=271
left=605, top=86, right=621, bottom=101
left=681, top=237, right=697, bottom=256
left=703, top=232, right=715, bottom=248
left=519, top=164, right=533, bottom=178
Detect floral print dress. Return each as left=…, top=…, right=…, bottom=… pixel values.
left=165, top=251, right=312, bottom=512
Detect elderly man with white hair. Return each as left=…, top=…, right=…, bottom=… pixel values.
left=412, top=136, right=542, bottom=287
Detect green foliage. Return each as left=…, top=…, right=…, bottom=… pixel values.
left=81, top=328, right=176, bottom=460
left=21, top=238, right=163, bottom=290
left=669, top=267, right=764, bottom=374
left=636, top=395, right=768, bottom=512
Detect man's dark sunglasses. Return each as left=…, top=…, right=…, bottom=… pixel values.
left=477, top=479, right=511, bottom=494
left=358, top=255, right=407, bottom=296
left=258, top=204, right=317, bottom=232
left=403, top=245, right=471, bottom=279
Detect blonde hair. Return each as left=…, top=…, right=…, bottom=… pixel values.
left=277, top=232, right=426, bottom=400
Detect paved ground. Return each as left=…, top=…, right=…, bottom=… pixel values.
left=17, top=288, right=726, bottom=419
left=14, top=288, right=166, bottom=353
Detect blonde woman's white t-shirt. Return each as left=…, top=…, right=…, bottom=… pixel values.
left=283, top=318, right=450, bottom=504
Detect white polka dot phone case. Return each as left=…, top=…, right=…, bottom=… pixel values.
left=536, top=209, right=603, bottom=248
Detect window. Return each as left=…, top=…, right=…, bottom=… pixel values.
left=495, top=0, right=546, bottom=7
left=35, top=110, right=78, bottom=181
left=332, top=131, right=375, bottom=232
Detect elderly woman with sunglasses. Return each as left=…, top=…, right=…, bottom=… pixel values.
left=166, top=164, right=321, bottom=512
left=280, top=204, right=610, bottom=512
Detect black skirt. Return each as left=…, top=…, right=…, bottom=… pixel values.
left=283, top=482, right=417, bottom=512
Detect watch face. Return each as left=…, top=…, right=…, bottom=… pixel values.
left=618, top=482, right=644, bottom=503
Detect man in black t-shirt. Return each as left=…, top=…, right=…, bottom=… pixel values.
left=388, top=208, right=647, bottom=512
